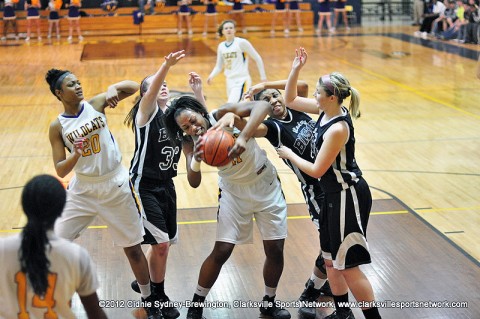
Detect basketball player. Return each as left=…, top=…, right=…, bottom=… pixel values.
left=276, top=48, right=382, bottom=319
left=46, top=69, right=163, bottom=319
left=207, top=20, right=267, bottom=103
left=124, top=51, right=205, bottom=319
left=217, top=80, right=336, bottom=318
left=162, top=96, right=291, bottom=319
left=0, top=174, right=106, bottom=319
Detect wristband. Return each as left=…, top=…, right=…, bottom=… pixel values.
left=190, top=158, right=201, bottom=172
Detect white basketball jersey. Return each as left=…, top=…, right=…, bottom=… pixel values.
left=0, top=232, right=98, bottom=319
left=58, top=101, right=122, bottom=177
left=217, top=38, right=250, bottom=79
left=208, top=113, right=269, bottom=185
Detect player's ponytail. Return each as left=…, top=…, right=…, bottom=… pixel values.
left=124, top=75, right=152, bottom=131
left=20, top=175, right=66, bottom=296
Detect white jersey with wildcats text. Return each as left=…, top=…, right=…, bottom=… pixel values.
left=0, top=232, right=98, bottom=319
left=58, top=101, right=122, bottom=177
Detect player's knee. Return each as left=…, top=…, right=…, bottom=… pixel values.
left=123, top=244, right=145, bottom=263
left=151, top=242, right=169, bottom=256
left=210, top=242, right=234, bottom=264
left=263, top=240, right=285, bottom=262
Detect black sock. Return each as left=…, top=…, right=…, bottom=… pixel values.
left=362, top=307, right=381, bottom=319
left=333, top=293, right=350, bottom=311
left=151, top=280, right=165, bottom=298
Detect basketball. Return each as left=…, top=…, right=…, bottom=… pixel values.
left=200, top=129, right=235, bottom=167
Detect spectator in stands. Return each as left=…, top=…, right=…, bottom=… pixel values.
left=413, top=0, right=426, bottom=25
left=333, top=0, right=350, bottom=31
left=317, top=0, right=334, bottom=35
left=47, top=0, right=62, bottom=40
left=67, top=0, right=84, bottom=43
left=228, top=0, right=247, bottom=33
left=287, top=0, right=304, bottom=32
left=463, top=0, right=480, bottom=44
left=1, top=0, right=19, bottom=41
left=25, top=0, right=42, bottom=42
left=440, top=0, right=466, bottom=40
left=177, top=0, right=193, bottom=35
left=202, top=0, right=219, bottom=37
left=432, top=0, right=457, bottom=38
left=271, top=0, right=289, bottom=35
left=139, top=0, right=155, bottom=15
left=414, top=0, right=446, bottom=38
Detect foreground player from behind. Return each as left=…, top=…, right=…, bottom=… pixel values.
left=163, top=95, right=291, bottom=319
left=46, top=69, right=163, bottom=319
left=0, top=174, right=107, bottom=319
left=277, top=48, right=381, bottom=319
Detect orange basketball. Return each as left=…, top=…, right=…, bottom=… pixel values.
left=200, top=129, right=235, bottom=167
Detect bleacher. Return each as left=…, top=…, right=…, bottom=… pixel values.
left=1, top=3, right=314, bottom=37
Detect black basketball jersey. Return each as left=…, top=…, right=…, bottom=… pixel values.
left=313, top=106, right=362, bottom=193
left=130, top=107, right=182, bottom=186
left=263, top=108, right=319, bottom=186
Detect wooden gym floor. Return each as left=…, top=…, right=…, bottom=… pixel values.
left=0, top=24, right=479, bottom=318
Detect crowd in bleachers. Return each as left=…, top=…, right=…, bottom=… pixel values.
left=413, top=0, right=480, bottom=44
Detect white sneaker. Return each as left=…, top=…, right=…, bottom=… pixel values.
left=346, top=27, right=351, bottom=31
left=414, top=31, right=421, bottom=37
left=47, top=34, right=51, bottom=39
left=329, top=27, right=335, bottom=33
left=421, top=32, right=428, bottom=39
left=298, top=27, right=304, bottom=32
left=57, top=34, right=61, bottom=39
left=38, top=36, right=42, bottom=41
left=284, top=29, right=289, bottom=34
left=25, top=37, right=30, bottom=42
left=78, top=35, right=84, bottom=42
left=177, top=30, right=182, bottom=35
left=202, top=32, right=207, bottom=37
left=0, top=36, right=6, bottom=41
left=67, top=36, right=72, bottom=43
left=188, top=30, right=193, bottom=35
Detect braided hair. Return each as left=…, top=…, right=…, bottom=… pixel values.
left=20, top=175, right=66, bottom=296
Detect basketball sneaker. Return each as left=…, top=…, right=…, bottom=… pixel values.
left=131, top=280, right=180, bottom=319
left=324, top=309, right=355, bottom=319
left=186, top=306, right=205, bottom=319
left=142, top=295, right=164, bottom=319
left=299, top=279, right=333, bottom=301
left=259, top=295, right=291, bottom=319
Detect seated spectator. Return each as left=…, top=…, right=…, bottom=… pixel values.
left=101, top=0, right=119, bottom=15
left=414, top=0, right=446, bottom=38
left=432, top=0, right=457, bottom=37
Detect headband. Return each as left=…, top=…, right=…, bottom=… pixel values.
left=321, top=74, right=335, bottom=95
left=54, top=72, right=71, bottom=91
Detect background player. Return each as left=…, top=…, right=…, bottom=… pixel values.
left=207, top=20, right=267, bottom=103
left=0, top=174, right=107, bottom=319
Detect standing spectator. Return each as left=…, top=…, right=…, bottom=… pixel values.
left=67, top=0, right=84, bottom=43
left=271, top=0, right=289, bottom=34
left=413, top=0, right=426, bottom=25
left=317, top=0, right=334, bottom=35
left=278, top=47, right=382, bottom=319
left=47, top=0, right=62, bottom=40
left=0, top=174, right=107, bottom=319
left=288, top=0, right=304, bottom=32
left=463, top=0, right=480, bottom=44
left=333, top=0, right=350, bottom=30
left=25, top=0, right=42, bottom=42
left=177, top=0, right=193, bottom=35
left=162, top=95, right=291, bottom=319
left=1, top=0, right=19, bottom=41
left=207, top=20, right=267, bottom=103
left=202, top=0, right=218, bottom=37
left=46, top=69, right=163, bottom=319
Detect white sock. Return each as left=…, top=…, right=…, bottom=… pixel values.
left=265, top=286, right=277, bottom=298
left=138, top=282, right=151, bottom=299
left=310, top=273, right=327, bottom=290
left=195, top=285, right=210, bottom=297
